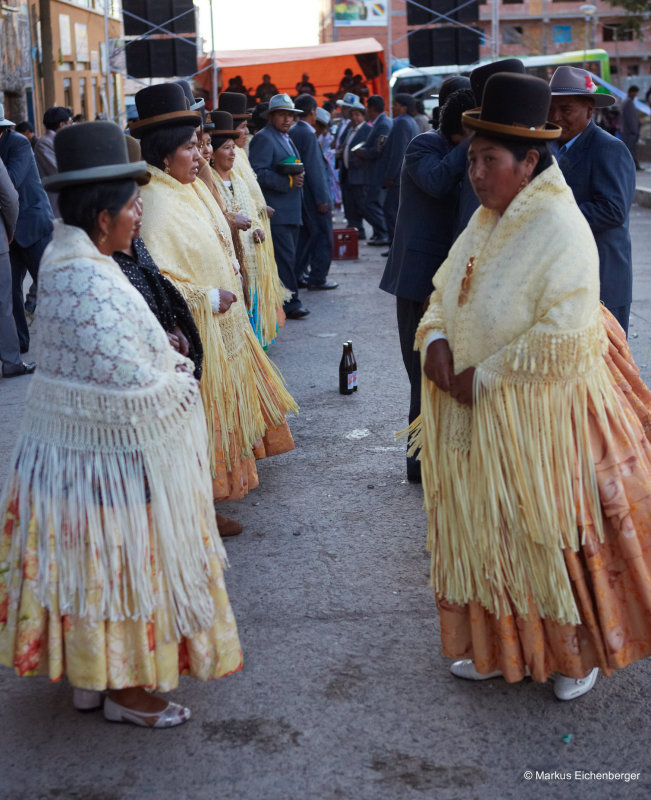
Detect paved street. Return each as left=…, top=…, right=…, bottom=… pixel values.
left=1, top=188, right=650, bottom=799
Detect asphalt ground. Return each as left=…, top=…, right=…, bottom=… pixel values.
left=0, top=186, right=650, bottom=799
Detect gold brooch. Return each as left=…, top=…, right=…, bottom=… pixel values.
left=458, top=257, right=475, bottom=306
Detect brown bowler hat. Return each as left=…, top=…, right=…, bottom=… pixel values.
left=129, top=83, right=201, bottom=138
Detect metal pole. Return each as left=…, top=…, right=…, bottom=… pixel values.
left=491, top=0, right=499, bottom=60
left=387, top=0, right=392, bottom=111
left=104, top=1, right=114, bottom=121
left=209, top=0, right=217, bottom=108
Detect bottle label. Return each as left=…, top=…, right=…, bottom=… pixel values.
left=352, top=370, right=358, bottom=388
left=347, top=372, right=354, bottom=390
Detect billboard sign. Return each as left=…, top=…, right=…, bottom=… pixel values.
left=334, top=1, right=387, bottom=27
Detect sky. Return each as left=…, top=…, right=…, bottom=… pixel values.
left=196, top=0, right=321, bottom=52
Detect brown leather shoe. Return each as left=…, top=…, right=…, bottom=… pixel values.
left=216, top=513, right=243, bottom=537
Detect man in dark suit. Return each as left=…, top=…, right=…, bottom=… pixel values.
left=338, top=95, right=371, bottom=240
left=356, top=95, right=392, bottom=246
left=379, top=86, right=476, bottom=481
left=289, top=94, right=337, bottom=291
left=380, top=94, right=419, bottom=250
left=249, top=93, right=310, bottom=319
left=0, top=110, right=54, bottom=353
left=549, top=66, right=636, bottom=335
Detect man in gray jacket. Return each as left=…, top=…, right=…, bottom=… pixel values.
left=0, top=157, right=35, bottom=376
left=34, top=106, right=72, bottom=217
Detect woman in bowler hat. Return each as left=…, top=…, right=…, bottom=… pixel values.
left=0, top=121, right=242, bottom=727
left=415, top=73, right=651, bottom=701
left=130, top=83, right=297, bottom=536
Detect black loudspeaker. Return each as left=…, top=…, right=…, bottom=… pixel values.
left=431, top=28, right=458, bottom=66
left=408, top=30, right=433, bottom=67
left=457, top=28, right=480, bottom=63
left=408, top=26, right=480, bottom=67
left=123, top=0, right=197, bottom=77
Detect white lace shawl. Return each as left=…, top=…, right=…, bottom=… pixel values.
left=0, top=222, right=225, bottom=641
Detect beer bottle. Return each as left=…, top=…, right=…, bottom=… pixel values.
left=347, top=340, right=358, bottom=391
left=339, top=342, right=353, bottom=395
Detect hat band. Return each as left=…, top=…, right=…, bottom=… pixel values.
left=463, top=110, right=561, bottom=140
left=552, top=87, right=596, bottom=95
left=210, top=129, right=241, bottom=137
left=129, top=109, right=202, bottom=133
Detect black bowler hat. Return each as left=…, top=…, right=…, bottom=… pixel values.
left=209, top=111, right=241, bottom=148
left=42, top=121, right=147, bottom=192
left=462, top=73, right=561, bottom=141
left=218, top=92, right=252, bottom=120
left=437, top=75, right=473, bottom=108
left=129, top=83, right=201, bottom=138
left=470, top=58, right=525, bottom=106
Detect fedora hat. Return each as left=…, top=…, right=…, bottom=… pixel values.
left=336, top=92, right=365, bottom=110
left=262, top=94, right=303, bottom=119
left=43, top=121, right=147, bottom=192
left=0, top=103, right=14, bottom=128
left=316, top=107, right=331, bottom=126
left=173, top=79, right=205, bottom=112
left=462, top=73, right=561, bottom=141
left=129, top=83, right=201, bottom=138
left=218, top=92, right=252, bottom=120
left=549, top=66, right=615, bottom=108
left=470, top=58, right=525, bottom=106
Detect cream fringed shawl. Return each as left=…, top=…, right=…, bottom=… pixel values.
left=139, top=166, right=297, bottom=472
left=414, top=161, right=639, bottom=626
left=214, top=165, right=287, bottom=347
left=0, top=222, right=224, bottom=641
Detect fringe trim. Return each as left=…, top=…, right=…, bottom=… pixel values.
left=416, top=319, right=644, bottom=625
left=251, top=210, right=291, bottom=347
left=173, top=286, right=297, bottom=474
left=1, top=383, right=225, bottom=642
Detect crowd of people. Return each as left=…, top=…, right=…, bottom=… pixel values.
left=0, top=58, right=649, bottom=730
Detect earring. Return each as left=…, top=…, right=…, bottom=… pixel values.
left=98, top=232, right=108, bottom=245
left=164, top=163, right=171, bottom=174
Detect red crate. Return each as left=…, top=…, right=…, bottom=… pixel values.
left=332, top=227, right=359, bottom=260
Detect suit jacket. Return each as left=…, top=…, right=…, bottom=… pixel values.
left=34, top=129, right=60, bottom=217
left=380, top=113, right=419, bottom=184
left=0, top=157, right=19, bottom=255
left=289, top=120, right=331, bottom=209
left=248, top=124, right=303, bottom=226
left=558, top=121, right=635, bottom=308
left=340, top=122, right=371, bottom=186
left=0, top=129, right=53, bottom=248
left=380, top=131, right=468, bottom=304
left=356, top=112, right=393, bottom=186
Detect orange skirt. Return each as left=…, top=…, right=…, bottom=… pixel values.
left=437, top=309, right=651, bottom=682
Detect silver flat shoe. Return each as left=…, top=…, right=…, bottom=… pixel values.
left=450, top=659, right=503, bottom=680
left=73, top=688, right=104, bottom=711
left=103, top=695, right=191, bottom=728
left=553, top=668, right=599, bottom=701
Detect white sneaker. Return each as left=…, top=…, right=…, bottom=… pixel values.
left=450, top=659, right=503, bottom=680
left=103, top=695, right=191, bottom=728
left=553, top=668, right=599, bottom=701
left=72, top=688, right=104, bottom=711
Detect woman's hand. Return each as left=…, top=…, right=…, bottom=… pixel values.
left=253, top=228, right=265, bottom=243
left=265, top=205, right=275, bottom=217
left=171, top=325, right=189, bottom=357
left=423, top=339, right=454, bottom=393
left=449, top=367, right=476, bottom=406
left=167, top=332, right=181, bottom=352
left=218, top=290, right=237, bottom=313
left=234, top=213, right=252, bottom=231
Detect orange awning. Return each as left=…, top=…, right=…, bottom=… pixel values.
left=196, top=38, right=387, bottom=107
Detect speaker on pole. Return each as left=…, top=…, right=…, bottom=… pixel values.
left=123, top=0, right=197, bottom=78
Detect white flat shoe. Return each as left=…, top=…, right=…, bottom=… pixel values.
left=450, top=659, right=503, bottom=680
left=103, top=695, right=191, bottom=728
left=73, top=688, right=104, bottom=711
left=553, top=668, right=599, bottom=701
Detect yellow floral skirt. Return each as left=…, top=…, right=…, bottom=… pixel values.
left=0, top=501, right=243, bottom=691
left=437, top=310, right=651, bottom=682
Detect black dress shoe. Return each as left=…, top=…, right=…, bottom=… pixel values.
left=381, top=250, right=391, bottom=257
left=285, top=305, right=311, bottom=319
left=2, top=361, right=36, bottom=378
left=297, top=273, right=309, bottom=289
left=307, top=280, right=339, bottom=291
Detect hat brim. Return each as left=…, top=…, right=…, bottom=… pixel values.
left=550, top=90, right=616, bottom=108
left=190, top=98, right=205, bottom=112
left=462, top=110, right=561, bottom=140
left=0, top=118, right=15, bottom=127
left=261, top=106, right=303, bottom=119
left=128, top=110, right=202, bottom=138
left=211, top=130, right=241, bottom=139
left=230, top=113, right=252, bottom=121
left=42, top=161, right=148, bottom=192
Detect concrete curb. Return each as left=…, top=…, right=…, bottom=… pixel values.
left=635, top=186, right=651, bottom=208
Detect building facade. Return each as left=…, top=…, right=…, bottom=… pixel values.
left=0, top=5, right=33, bottom=123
